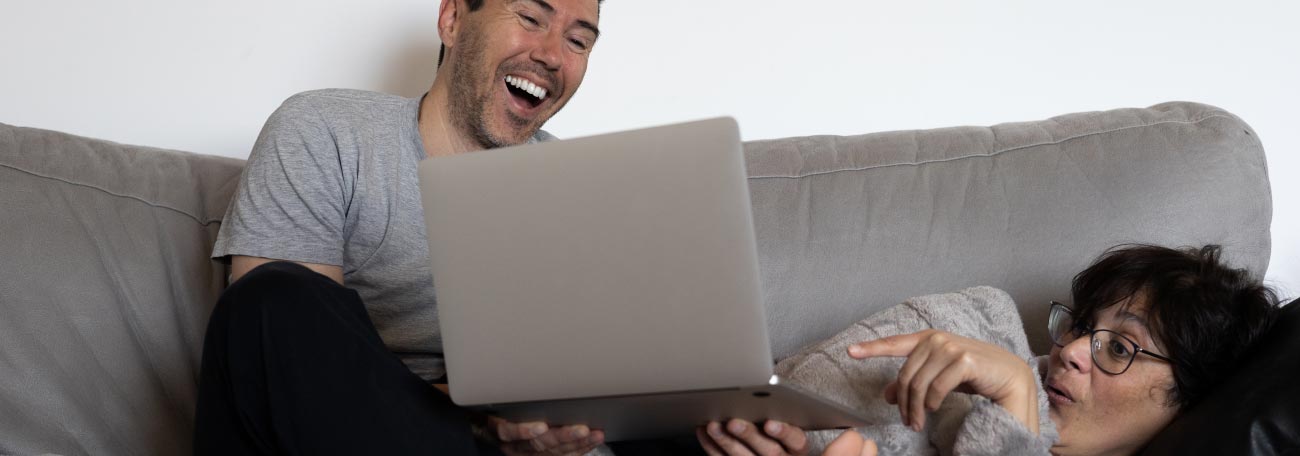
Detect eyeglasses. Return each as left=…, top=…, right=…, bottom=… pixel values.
left=1048, top=302, right=1172, bottom=375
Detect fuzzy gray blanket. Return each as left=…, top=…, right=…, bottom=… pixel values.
left=592, top=286, right=1058, bottom=455
left=774, top=286, right=1058, bottom=455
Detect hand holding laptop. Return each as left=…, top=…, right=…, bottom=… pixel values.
left=484, top=416, right=604, bottom=455
left=437, top=383, right=604, bottom=454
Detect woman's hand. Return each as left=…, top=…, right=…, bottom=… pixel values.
left=824, top=430, right=878, bottom=456
left=848, top=330, right=1039, bottom=435
left=696, top=419, right=809, bottom=456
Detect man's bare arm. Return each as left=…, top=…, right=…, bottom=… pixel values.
left=230, top=255, right=344, bottom=285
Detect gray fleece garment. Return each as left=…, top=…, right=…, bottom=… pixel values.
left=774, top=286, right=1058, bottom=455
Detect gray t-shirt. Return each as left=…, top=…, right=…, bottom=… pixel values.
left=212, top=88, right=555, bottom=382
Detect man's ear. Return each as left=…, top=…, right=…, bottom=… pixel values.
left=437, top=0, right=461, bottom=50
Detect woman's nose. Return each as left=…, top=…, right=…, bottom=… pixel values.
left=1059, top=333, right=1093, bottom=373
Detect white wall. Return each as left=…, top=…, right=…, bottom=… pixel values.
left=4, top=0, right=1296, bottom=297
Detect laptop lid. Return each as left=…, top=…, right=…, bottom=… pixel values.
left=418, top=117, right=773, bottom=406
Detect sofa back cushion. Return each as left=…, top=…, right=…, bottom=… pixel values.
left=744, top=101, right=1271, bottom=359
left=0, top=123, right=243, bottom=455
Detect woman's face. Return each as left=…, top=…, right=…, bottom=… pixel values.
left=1045, top=297, right=1179, bottom=456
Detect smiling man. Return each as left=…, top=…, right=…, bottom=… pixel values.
left=194, top=1, right=604, bottom=455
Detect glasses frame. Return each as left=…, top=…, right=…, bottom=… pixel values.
left=1048, top=301, right=1172, bottom=375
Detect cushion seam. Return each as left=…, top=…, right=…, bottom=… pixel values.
left=0, top=161, right=222, bottom=226
left=748, top=114, right=1234, bottom=179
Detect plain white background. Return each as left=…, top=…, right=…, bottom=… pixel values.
left=3, top=0, right=1295, bottom=297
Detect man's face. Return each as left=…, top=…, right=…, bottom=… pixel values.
left=446, top=0, right=599, bottom=148
left=1045, top=297, right=1179, bottom=456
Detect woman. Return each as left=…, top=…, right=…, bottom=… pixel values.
left=697, top=245, right=1279, bottom=455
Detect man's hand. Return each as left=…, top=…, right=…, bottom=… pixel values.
left=848, top=330, right=1039, bottom=435
left=486, top=417, right=604, bottom=456
left=695, top=419, right=809, bottom=456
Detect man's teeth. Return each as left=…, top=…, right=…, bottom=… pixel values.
left=505, top=75, right=548, bottom=101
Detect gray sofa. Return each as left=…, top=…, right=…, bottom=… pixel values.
left=0, top=101, right=1272, bottom=455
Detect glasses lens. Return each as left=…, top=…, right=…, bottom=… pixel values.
left=1091, top=330, right=1136, bottom=375
left=1049, top=303, right=1075, bottom=346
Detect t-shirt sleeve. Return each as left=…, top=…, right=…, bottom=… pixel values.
left=211, top=94, right=349, bottom=266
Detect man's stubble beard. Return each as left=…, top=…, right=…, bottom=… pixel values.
left=447, top=27, right=542, bottom=150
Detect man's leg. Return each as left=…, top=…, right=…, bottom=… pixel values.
left=193, top=261, right=494, bottom=455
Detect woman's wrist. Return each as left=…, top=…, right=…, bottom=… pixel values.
left=992, top=364, right=1040, bottom=436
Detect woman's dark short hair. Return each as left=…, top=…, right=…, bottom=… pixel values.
left=1069, top=244, right=1278, bottom=409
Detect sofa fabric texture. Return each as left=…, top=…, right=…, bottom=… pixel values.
left=0, top=101, right=1273, bottom=455
left=0, top=125, right=243, bottom=454
left=745, top=101, right=1271, bottom=359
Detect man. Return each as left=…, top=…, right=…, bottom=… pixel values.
left=194, top=0, right=604, bottom=454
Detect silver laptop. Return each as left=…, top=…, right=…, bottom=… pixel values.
left=417, top=118, right=868, bottom=441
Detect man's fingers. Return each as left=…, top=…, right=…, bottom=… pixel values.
left=494, top=419, right=548, bottom=442
left=698, top=427, right=726, bottom=456
left=554, top=425, right=591, bottom=443
left=706, top=421, right=757, bottom=456
left=763, top=420, right=807, bottom=455
left=725, top=418, right=785, bottom=456
left=526, top=429, right=562, bottom=450
left=847, top=332, right=926, bottom=359
left=547, top=427, right=603, bottom=454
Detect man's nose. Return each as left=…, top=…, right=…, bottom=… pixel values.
left=530, top=29, right=564, bottom=71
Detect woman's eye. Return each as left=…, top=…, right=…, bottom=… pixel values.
left=1107, top=340, right=1131, bottom=358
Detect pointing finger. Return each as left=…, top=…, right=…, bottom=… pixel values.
left=847, top=332, right=926, bottom=359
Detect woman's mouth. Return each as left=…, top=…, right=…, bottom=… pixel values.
left=1046, top=382, right=1075, bottom=405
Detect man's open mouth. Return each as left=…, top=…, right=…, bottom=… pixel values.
left=504, top=74, right=548, bottom=109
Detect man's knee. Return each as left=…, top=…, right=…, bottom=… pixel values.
left=217, top=260, right=346, bottom=322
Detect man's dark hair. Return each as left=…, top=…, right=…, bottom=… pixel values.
left=437, top=0, right=604, bottom=67
left=1069, top=244, right=1279, bottom=409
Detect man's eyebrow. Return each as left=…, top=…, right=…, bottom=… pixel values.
left=575, top=19, right=600, bottom=39
left=521, top=0, right=555, bottom=14
left=520, top=0, right=600, bottom=39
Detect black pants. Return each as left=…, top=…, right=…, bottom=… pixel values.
left=193, top=261, right=497, bottom=455
left=194, top=261, right=704, bottom=455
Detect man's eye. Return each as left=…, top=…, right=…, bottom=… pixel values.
left=568, top=38, right=588, bottom=50
left=519, top=14, right=540, bottom=26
